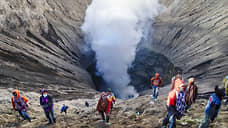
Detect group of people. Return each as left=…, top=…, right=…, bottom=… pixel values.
left=151, top=71, right=227, bottom=128
left=161, top=72, right=198, bottom=128
left=11, top=74, right=228, bottom=127
left=11, top=89, right=56, bottom=125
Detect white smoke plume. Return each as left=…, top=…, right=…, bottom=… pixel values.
left=82, top=0, right=163, bottom=98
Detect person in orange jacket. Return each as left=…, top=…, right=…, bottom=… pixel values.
left=151, top=73, right=163, bottom=101
left=171, top=72, right=185, bottom=92
left=11, top=90, right=31, bottom=122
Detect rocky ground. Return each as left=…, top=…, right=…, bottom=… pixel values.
left=0, top=0, right=227, bottom=127
left=0, top=88, right=228, bottom=128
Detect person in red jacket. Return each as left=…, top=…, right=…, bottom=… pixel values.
left=11, top=90, right=31, bottom=122
left=151, top=73, right=163, bottom=101
left=96, top=91, right=115, bottom=125
left=162, top=84, right=185, bottom=128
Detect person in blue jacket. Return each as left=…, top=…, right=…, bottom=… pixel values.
left=199, top=86, right=225, bottom=128
left=60, top=104, right=68, bottom=114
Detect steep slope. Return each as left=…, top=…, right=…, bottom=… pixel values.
left=131, top=0, right=228, bottom=92
left=0, top=0, right=96, bottom=98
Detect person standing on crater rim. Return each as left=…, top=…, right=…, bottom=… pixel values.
left=11, top=89, right=32, bottom=122
left=40, top=89, right=56, bottom=125
left=151, top=73, right=163, bottom=101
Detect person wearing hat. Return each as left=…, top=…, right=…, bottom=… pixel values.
left=199, top=86, right=225, bottom=128
left=11, top=90, right=31, bottom=122
left=40, top=89, right=56, bottom=125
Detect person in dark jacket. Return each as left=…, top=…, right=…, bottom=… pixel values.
left=40, top=89, right=56, bottom=124
left=11, top=90, right=31, bottom=122
left=199, top=86, right=225, bottom=128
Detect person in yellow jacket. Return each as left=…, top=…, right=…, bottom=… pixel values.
left=223, top=76, right=228, bottom=105
left=223, top=76, right=228, bottom=95
left=107, top=88, right=116, bottom=114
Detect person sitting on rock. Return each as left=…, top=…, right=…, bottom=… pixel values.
left=40, top=89, right=56, bottom=125
left=199, top=86, right=225, bottom=128
left=60, top=104, right=68, bottom=114
left=106, top=88, right=116, bottom=114
left=11, top=90, right=32, bottom=122
left=185, top=78, right=198, bottom=111
left=96, top=91, right=113, bottom=125
left=150, top=73, right=163, bottom=101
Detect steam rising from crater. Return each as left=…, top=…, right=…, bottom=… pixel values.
left=82, top=0, right=163, bottom=98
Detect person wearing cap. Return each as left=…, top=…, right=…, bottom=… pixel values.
left=11, top=90, right=31, bottom=122
left=199, top=86, right=225, bottom=128
left=150, top=73, right=163, bottom=101
left=40, top=89, right=56, bottom=125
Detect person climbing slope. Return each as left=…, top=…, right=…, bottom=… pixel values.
left=162, top=81, right=186, bottom=128
left=11, top=90, right=32, bottom=122
left=107, top=88, right=116, bottom=114
left=162, top=89, right=180, bottom=128
left=150, top=73, right=163, bottom=101
left=185, top=78, right=198, bottom=111
left=96, top=91, right=113, bottom=125
left=199, top=86, right=225, bottom=128
left=40, top=89, right=56, bottom=125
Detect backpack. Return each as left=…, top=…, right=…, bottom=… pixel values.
left=185, top=84, right=198, bottom=106
left=176, top=91, right=185, bottom=118
left=97, top=92, right=108, bottom=112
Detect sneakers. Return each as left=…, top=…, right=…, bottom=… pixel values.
left=99, top=120, right=105, bottom=122
left=106, top=122, right=111, bottom=125
left=47, top=122, right=52, bottom=125
left=154, top=99, right=158, bottom=102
